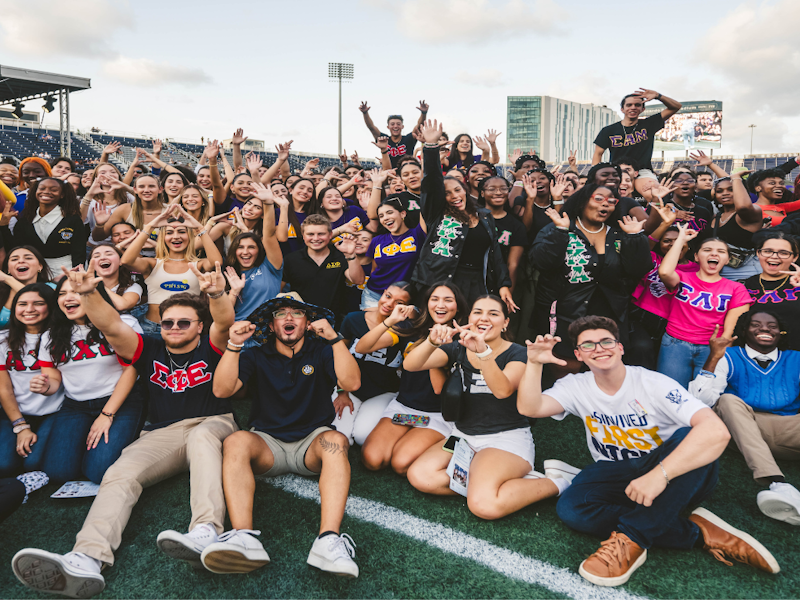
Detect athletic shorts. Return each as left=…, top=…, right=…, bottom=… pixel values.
left=252, top=425, right=333, bottom=478
left=450, top=426, right=535, bottom=468
left=381, top=398, right=453, bottom=438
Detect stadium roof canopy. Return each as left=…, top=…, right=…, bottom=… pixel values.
left=0, top=65, right=91, bottom=157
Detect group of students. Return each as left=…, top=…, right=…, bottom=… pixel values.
left=0, top=88, right=798, bottom=596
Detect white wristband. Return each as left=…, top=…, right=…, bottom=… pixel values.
left=475, top=347, right=493, bottom=359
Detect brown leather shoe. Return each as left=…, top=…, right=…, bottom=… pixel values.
left=690, top=508, right=780, bottom=574
left=578, top=532, right=647, bottom=587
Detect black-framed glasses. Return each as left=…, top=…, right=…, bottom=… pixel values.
left=576, top=338, right=618, bottom=352
left=758, top=248, right=795, bottom=259
left=161, top=319, right=200, bottom=330
left=273, top=309, right=306, bottom=319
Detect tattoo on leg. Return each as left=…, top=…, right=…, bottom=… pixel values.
left=319, top=436, right=345, bottom=456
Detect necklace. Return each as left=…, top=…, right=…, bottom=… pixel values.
left=621, top=121, right=637, bottom=137
left=165, top=339, right=200, bottom=371
left=759, top=274, right=790, bottom=294
left=166, top=257, right=187, bottom=262
left=577, top=217, right=604, bottom=234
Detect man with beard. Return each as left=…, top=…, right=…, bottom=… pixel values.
left=689, top=311, right=800, bottom=526
left=12, top=264, right=236, bottom=598
left=205, top=293, right=361, bottom=576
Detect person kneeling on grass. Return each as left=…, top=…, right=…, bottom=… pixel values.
left=688, top=310, right=800, bottom=526
left=205, top=292, right=362, bottom=577
left=11, top=264, right=236, bottom=599
left=517, top=315, right=780, bottom=588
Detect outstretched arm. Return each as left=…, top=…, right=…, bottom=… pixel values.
left=359, top=101, right=381, bottom=140
left=517, top=335, right=568, bottom=417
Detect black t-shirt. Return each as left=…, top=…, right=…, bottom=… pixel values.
left=380, top=132, right=417, bottom=168
left=493, top=213, right=528, bottom=263
left=458, top=223, right=491, bottom=269
left=594, top=113, right=666, bottom=170
left=386, top=191, right=422, bottom=229
left=344, top=262, right=372, bottom=315
left=127, top=334, right=230, bottom=430
left=340, top=311, right=403, bottom=400
left=239, top=337, right=336, bottom=442
left=283, top=246, right=350, bottom=319
left=665, top=198, right=713, bottom=233
left=397, top=359, right=441, bottom=413
left=440, top=342, right=529, bottom=435
left=744, top=275, right=800, bottom=351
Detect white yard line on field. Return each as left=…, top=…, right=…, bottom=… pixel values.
left=269, top=475, right=650, bottom=600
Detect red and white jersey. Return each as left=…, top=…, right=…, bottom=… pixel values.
left=0, top=331, right=65, bottom=416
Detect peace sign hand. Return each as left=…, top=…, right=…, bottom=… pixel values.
left=779, top=262, right=800, bottom=288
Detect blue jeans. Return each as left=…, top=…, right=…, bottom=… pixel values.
left=360, top=286, right=381, bottom=310
left=138, top=314, right=162, bottom=339
left=656, top=332, right=710, bottom=388
left=42, top=394, right=143, bottom=484
left=557, top=427, right=718, bottom=549
left=0, top=413, right=59, bottom=477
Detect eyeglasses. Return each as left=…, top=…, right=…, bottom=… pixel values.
left=758, top=248, right=795, bottom=259
left=160, top=319, right=200, bottom=330
left=576, top=338, right=618, bottom=352
left=483, top=186, right=508, bottom=193
left=273, top=309, right=306, bottom=319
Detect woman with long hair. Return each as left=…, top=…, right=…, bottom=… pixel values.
left=172, top=184, right=212, bottom=227
left=0, top=247, right=52, bottom=329
left=0, top=284, right=61, bottom=476
left=358, top=282, right=467, bottom=474
left=79, top=164, right=131, bottom=241
left=121, top=204, right=223, bottom=337
left=311, top=185, right=372, bottom=240
left=36, top=276, right=143, bottom=484
left=412, top=120, right=515, bottom=310
left=161, top=171, right=188, bottom=205
left=0, top=177, right=87, bottom=273
left=89, top=243, right=142, bottom=313
left=404, top=295, right=564, bottom=519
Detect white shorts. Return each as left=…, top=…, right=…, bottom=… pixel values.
left=636, top=168, right=658, bottom=182
left=381, top=398, right=453, bottom=438
left=450, top=426, right=535, bottom=468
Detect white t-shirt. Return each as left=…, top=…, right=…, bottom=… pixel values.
left=38, top=314, right=143, bottom=401
left=545, top=366, right=707, bottom=463
left=0, top=332, right=65, bottom=416
left=111, top=282, right=143, bottom=302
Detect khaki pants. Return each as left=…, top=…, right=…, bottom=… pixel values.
left=714, top=394, right=800, bottom=485
left=73, top=414, right=238, bottom=565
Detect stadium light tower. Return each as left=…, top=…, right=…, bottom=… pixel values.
left=748, top=124, right=756, bottom=155
left=329, top=62, right=354, bottom=155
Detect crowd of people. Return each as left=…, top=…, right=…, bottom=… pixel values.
left=0, top=87, right=798, bottom=596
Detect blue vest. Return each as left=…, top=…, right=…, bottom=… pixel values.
left=724, top=347, right=800, bottom=415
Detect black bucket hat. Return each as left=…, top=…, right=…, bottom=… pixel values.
left=249, top=292, right=335, bottom=345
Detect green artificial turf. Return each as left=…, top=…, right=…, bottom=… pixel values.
left=1, top=400, right=798, bottom=599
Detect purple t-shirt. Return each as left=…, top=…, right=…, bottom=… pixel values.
left=366, top=224, right=426, bottom=293
left=330, top=205, right=370, bottom=236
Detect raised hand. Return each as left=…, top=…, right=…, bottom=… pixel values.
left=779, top=262, right=800, bottom=288
left=231, top=128, right=248, bottom=145
left=369, top=167, right=392, bottom=186
left=371, top=136, right=389, bottom=152
left=732, top=169, right=753, bottom=181
left=231, top=208, right=250, bottom=232
left=152, top=138, right=163, bottom=155
left=708, top=324, right=737, bottom=359
left=304, top=158, right=320, bottom=172
left=246, top=152, right=263, bottom=173
left=675, top=222, right=699, bottom=242
left=350, top=150, right=361, bottom=166
left=206, top=210, right=235, bottom=226
left=145, top=206, right=176, bottom=230
left=454, top=322, right=489, bottom=354
left=386, top=304, right=417, bottom=327
left=339, top=149, right=348, bottom=166
left=417, top=100, right=429, bottom=114
left=522, top=173, right=539, bottom=198
left=631, top=88, right=659, bottom=102
left=485, top=129, right=501, bottom=144
left=250, top=181, right=275, bottom=204
left=92, top=204, right=113, bottom=226
left=650, top=197, right=676, bottom=226
left=0, top=207, right=19, bottom=227
left=473, top=135, right=490, bottom=153
left=551, top=173, right=568, bottom=199
left=224, top=266, right=246, bottom=296
left=568, top=149, right=577, bottom=169
left=61, top=262, right=103, bottom=295
left=190, top=261, right=224, bottom=295
left=275, top=140, right=292, bottom=161
left=334, top=232, right=357, bottom=256
left=309, top=318, right=337, bottom=340
left=510, top=148, right=522, bottom=166
left=172, top=204, right=204, bottom=230
left=103, top=141, right=122, bottom=155
left=618, top=215, right=644, bottom=234
left=525, top=335, right=567, bottom=366
left=420, top=119, right=443, bottom=145
left=358, top=101, right=370, bottom=114
left=689, top=150, right=712, bottom=166
left=204, top=140, right=220, bottom=161
left=545, top=207, right=570, bottom=229
left=229, top=321, right=256, bottom=345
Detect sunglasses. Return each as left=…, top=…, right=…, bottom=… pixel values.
left=160, top=319, right=200, bottom=330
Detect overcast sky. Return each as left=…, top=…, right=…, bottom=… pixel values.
left=2, top=0, right=798, bottom=161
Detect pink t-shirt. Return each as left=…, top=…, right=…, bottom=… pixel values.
left=633, top=252, right=700, bottom=319
left=665, top=270, right=753, bottom=344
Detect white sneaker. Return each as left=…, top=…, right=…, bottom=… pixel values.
left=544, top=459, right=582, bottom=484
left=157, top=523, right=219, bottom=568
left=12, top=549, right=104, bottom=598
left=201, top=529, right=270, bottom=574
left=757, top=482, right=800, bottom=526
left=307, top=533, right=359, bottom=578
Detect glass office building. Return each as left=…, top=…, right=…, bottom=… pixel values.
left=507, top=96, right=617, bottom=163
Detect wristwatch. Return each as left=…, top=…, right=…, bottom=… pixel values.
left=327, top=333, right=345, bottom=346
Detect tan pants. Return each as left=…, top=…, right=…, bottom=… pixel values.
left=714, top=394, right=800, bottom=485
left=73, top=413, right=238, bottom=565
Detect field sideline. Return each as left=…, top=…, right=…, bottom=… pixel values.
left=1, top=404, right=797, bottom=599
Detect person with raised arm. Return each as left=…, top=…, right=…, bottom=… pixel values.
left=205, top=292, right=360, bottom=576
left=11, top=263, right=236, bottom=598
left=89, top=243, right=142, bottom=313
left=275, top=177, right=316, bottom=254
left=517, top=315, right=779, bottom=587
left=360, top=100, right=428, bottom=168
left=593, top=88, right=682, bottom=201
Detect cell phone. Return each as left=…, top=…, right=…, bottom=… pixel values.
left=391, top=414, right=430, bottom=427
left=442, top=435, right=459, bottom=454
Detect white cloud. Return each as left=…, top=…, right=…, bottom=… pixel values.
left=365, top=0, right=565, bottom=44
left=453, top=68, right=506, bottom=88
left=102, top=57, right=212, bottom=87
left=0, top=0, right=131, bottom=57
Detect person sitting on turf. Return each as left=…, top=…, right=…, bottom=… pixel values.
left=517, top=315, right=780, bottom=588
left=688, top=310, right=800, bottom=526
left=11, top=264, right=236, bottom=599
left=205, top=292, right=361, bottom=577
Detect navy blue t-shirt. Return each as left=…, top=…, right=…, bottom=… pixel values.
left=239, top=336, right=336, bottom=442
left=341, top=311, right=403, bottom=400
left=397, top=344, right=441, bottom=413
